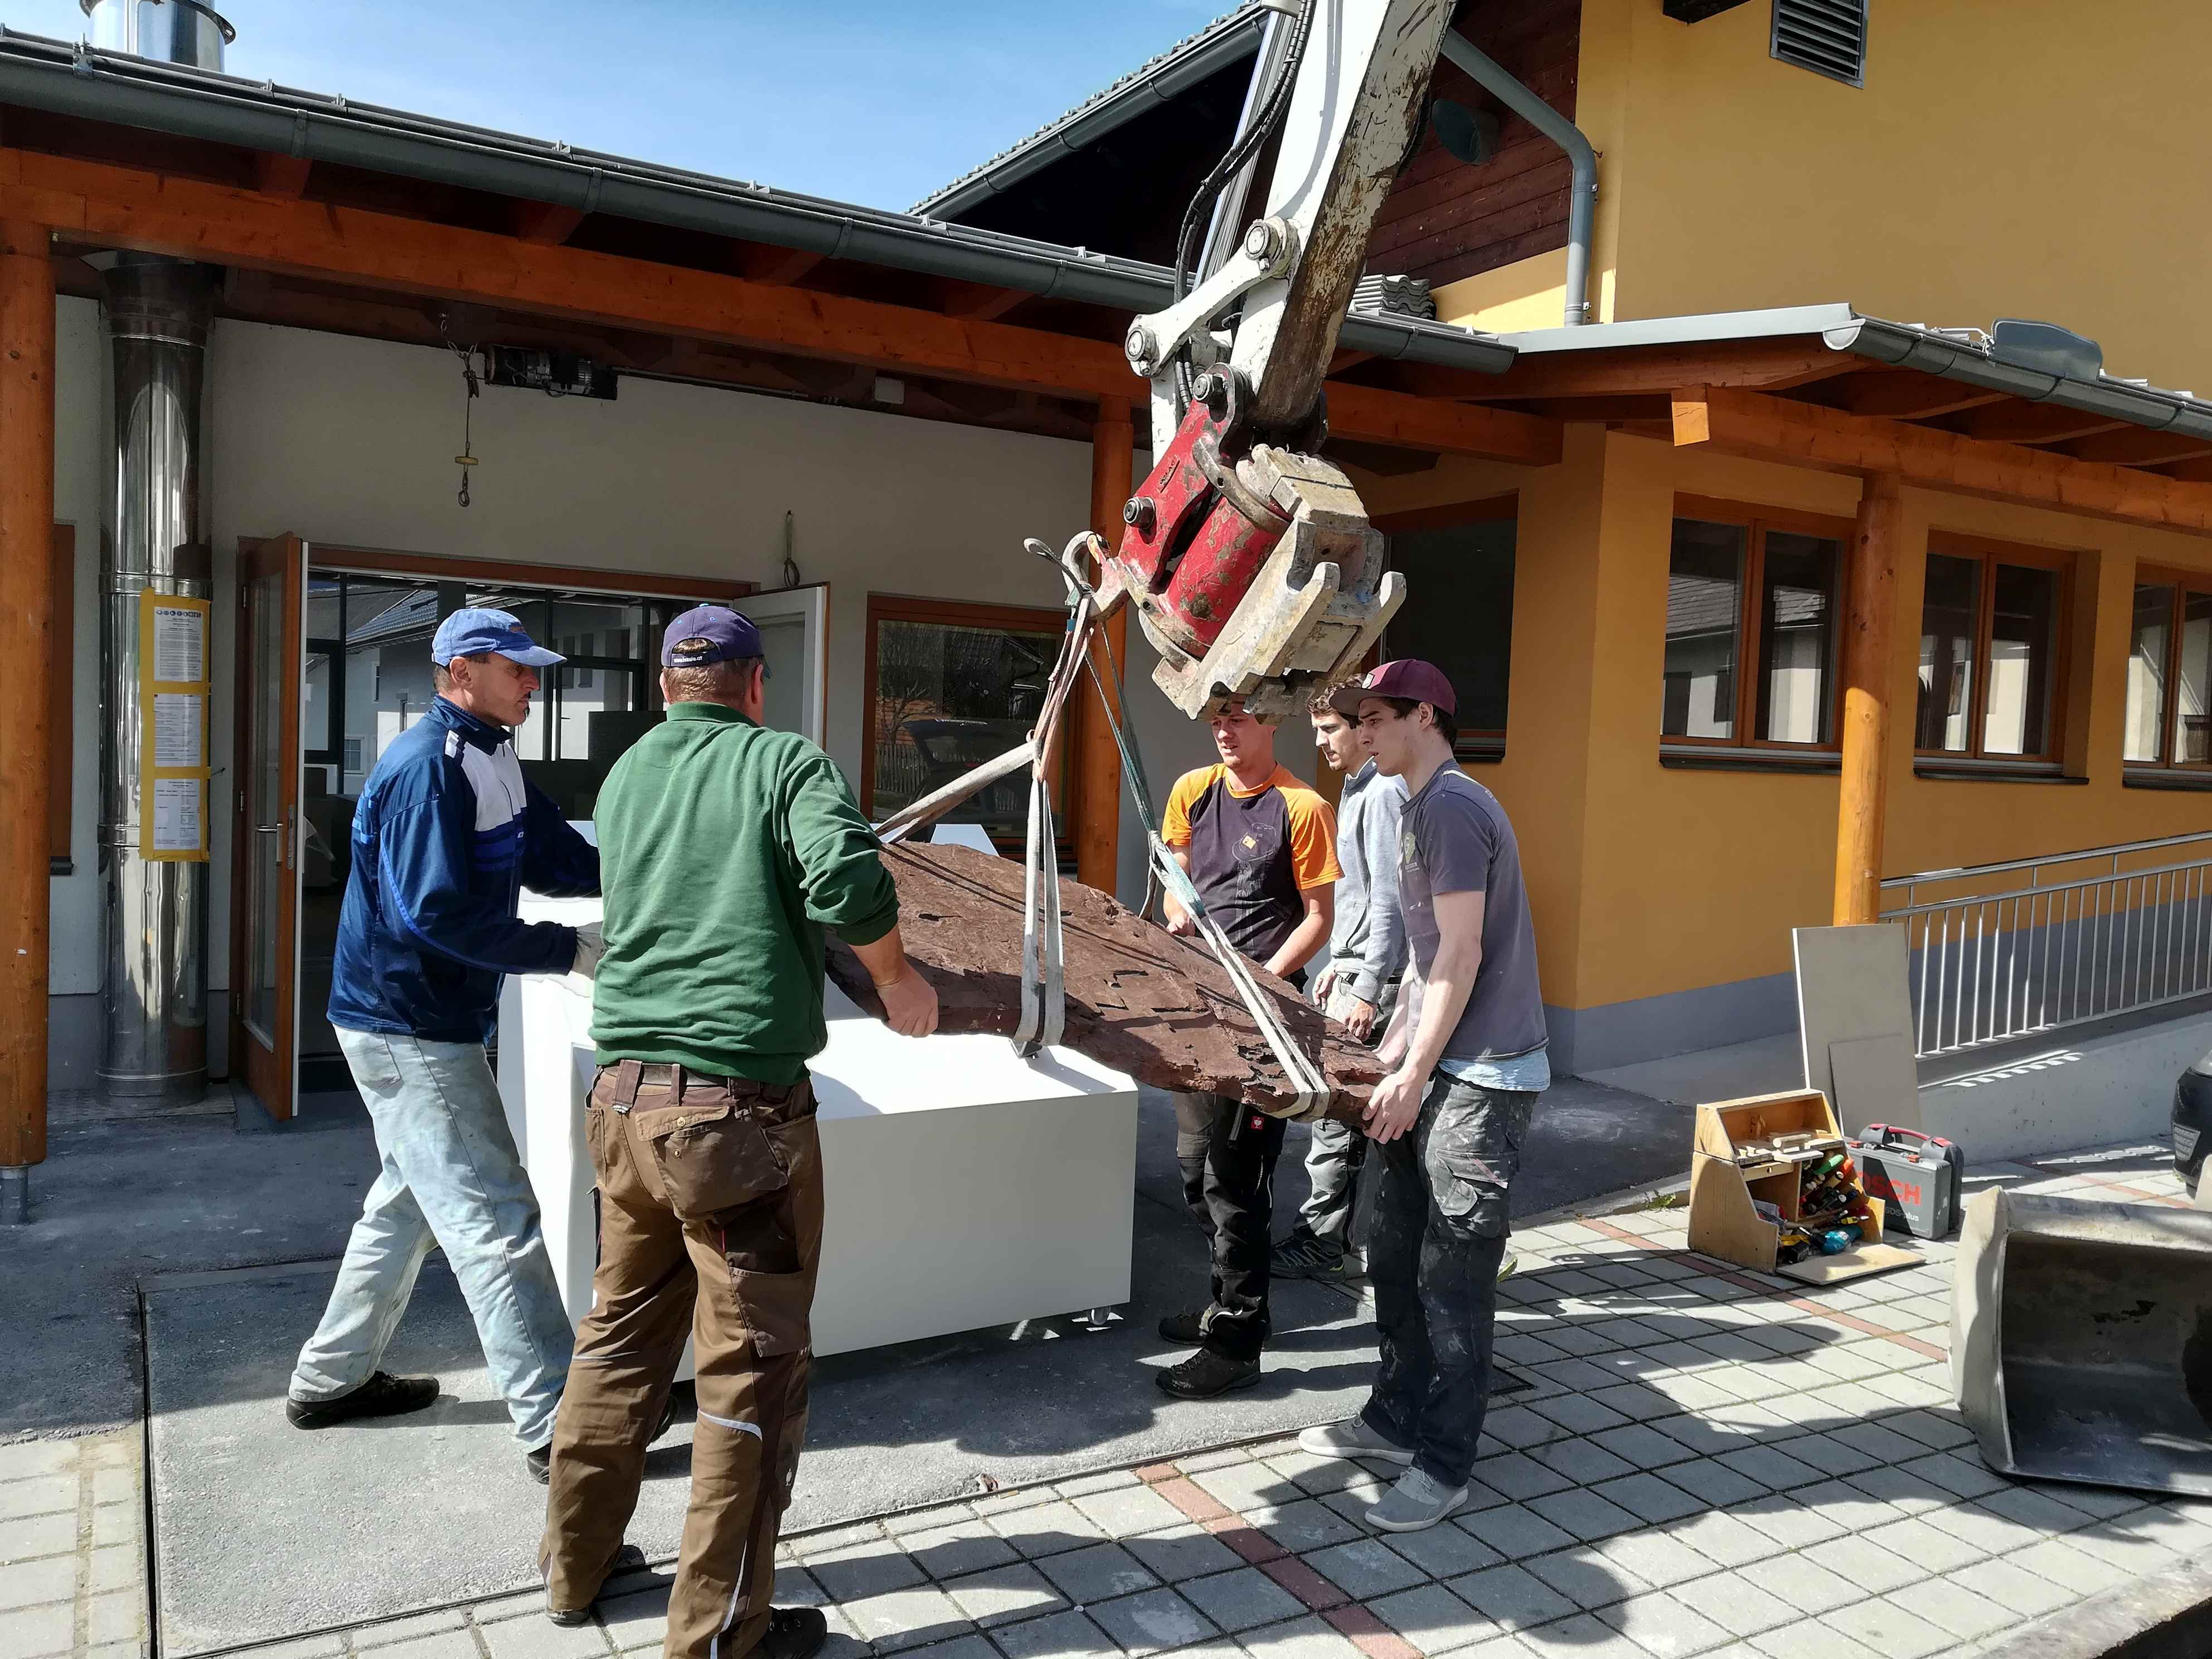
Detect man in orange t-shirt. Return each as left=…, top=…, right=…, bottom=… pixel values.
left=1154, top=698, right=1341, bottom=1398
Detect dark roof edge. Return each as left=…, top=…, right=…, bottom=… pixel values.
left=913, top=7, right=1264, bottom=220
left=0, top=30, right=1512, bottom=378
left=1829, top=317, right=2212, bottom=444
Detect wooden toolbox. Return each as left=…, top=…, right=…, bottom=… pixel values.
left=1687, top=1089, right=1919, bottom=1284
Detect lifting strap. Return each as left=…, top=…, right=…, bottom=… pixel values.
left=1037, top=535, right=1327, bottom=1118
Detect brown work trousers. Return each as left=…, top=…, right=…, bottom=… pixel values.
left=541, top=1060, right=822, bottom=1659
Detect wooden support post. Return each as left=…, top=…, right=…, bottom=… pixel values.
left=1076, top=397, right=1133, bottom=895
left=1834, top=474, right=1901, bottom=925
left=0, top=219, right=53, bottom=1201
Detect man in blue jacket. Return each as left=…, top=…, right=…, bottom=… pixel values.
left=287, top=607, right=604, bottom=1483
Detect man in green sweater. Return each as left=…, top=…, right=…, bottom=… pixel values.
left=538, top=606, right=937, bottom=1657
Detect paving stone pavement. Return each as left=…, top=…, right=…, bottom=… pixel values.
left=4, top=1140, right=2204, bottom=1659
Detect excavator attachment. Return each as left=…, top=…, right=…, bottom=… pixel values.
left=1952, top=1188, right=2212, bottom=1496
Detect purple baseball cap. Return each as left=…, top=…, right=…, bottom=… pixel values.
left=1328, top=659, right=1458, bottom=718
left=661, top=604, right=764, bottom=667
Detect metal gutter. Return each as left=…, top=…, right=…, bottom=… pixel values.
left=1497, top=304, right=2212, bottom=443
left=914, top=6, right=1265, bottom=221
left=1436, top=29, right=1597, bottom=327
left=0, top=27, right=1514, bottom=376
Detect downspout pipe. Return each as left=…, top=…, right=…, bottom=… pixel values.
left=1435, top=30, right=1597, bottom=326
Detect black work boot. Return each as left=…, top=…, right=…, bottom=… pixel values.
left=1157, top=1308, right=1214, bottom=1346
left=285, top=1372, right=439, bottom=1430
left=756, top=1607, right=830, bottom=1659
left=547, top=1544, right=649, bottom=1626
left=1156, top=1349, right=1261, bottom=1399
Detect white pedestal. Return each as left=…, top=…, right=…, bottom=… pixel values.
left=497, top=892, right=1140, bottom=1359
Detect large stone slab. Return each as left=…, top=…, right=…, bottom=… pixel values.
left=827, top=843, right=1387, bottom=1122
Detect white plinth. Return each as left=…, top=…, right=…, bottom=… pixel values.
left=497, top=892, right=1139, bottom=1358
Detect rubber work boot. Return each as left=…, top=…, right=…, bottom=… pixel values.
left=1270, top=1225, right=1347, bottom=1280
left=1156, top=1349, right=1260, bottom=1398
left=1367, top=1467, right=1469, bottom=1532
left=529, top=1394, right=680, bottom=1485
left=547, top=1544, right=649, bottom=1626
left=285, top=1372, right=439, bottom=1430
left=1297, top=1417, right=1415, bottom=1467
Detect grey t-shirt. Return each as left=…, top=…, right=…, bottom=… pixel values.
left=1398, top=768, right=1548, bottom=1065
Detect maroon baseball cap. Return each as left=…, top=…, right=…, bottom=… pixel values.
left=1328, top=659, right=1457, bottom=718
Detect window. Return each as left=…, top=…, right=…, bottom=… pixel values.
left=863, top=595, right=1070, bottom=838
left=1381, top=499, right=1515, bottom=760
left=343, top=736, right=363, bottom=775
left=1661, top=502, right=1846, bottom=753
left=1771, top=0, right=1865, bottom=87
left=2124, top=573, right=2212, bottom=771
left=1913, top=536, right=2069, bottom=766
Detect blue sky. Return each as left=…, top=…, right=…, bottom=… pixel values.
left=0, top=1, right=1226, bottom=209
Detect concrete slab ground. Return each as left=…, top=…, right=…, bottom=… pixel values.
left=17, top=1052, right=2204, bottom=1659
left=29, top=1133, right=2192, bottom=1659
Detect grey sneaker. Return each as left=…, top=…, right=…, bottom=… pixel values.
left=1497, top=1252, right=1519, bottom=1283
left=1297, top=1417, right=1415, bottom=1466
left=1367, top=1468, right=1469, bottom=1533
left=1270, top=1226, right=1347, bottom=1279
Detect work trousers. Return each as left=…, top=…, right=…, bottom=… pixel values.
left=1298, top=972, right=1399, bottom=1249
left=542, top=1062, right=822, bottom=1659
left=291, top=1027, right=573, bottom=1448
left=1361, top=1074, right=1536, bottom=1488
left=1172, top=1092, right=1288, bottom=1361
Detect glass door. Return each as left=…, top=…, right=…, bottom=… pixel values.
left=742, top=584, right=830, bottom=745
left=229, top=534, right=307, bottom=1122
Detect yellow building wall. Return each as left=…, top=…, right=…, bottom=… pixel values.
left=1438, top=0, right=2212, bottom=394
left=1359, top=431, right=2212, bottom=1018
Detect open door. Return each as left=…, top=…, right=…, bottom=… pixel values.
left=229, top=533, right=307, bottom=1122
left=743, top=584, right=830, bottom=745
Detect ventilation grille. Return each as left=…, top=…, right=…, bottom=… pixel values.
left=1771, top=0, right=1866, bottom=85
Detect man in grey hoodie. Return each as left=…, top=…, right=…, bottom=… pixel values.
left=1271, top=691, right=1408, bottom=1279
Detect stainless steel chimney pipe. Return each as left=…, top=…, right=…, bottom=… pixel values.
left=96, top=256, right=216, bottom=1099
left=77, top=0, right=234, bottom=70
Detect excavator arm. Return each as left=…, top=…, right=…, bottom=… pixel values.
left=1093, top=0, right=1457, bottom=721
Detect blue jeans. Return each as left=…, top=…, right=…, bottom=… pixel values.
left=290, top=1027, right=574, bottom=1448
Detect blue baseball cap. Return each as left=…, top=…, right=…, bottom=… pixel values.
left=431, top=607, right=564, bottom=668
left=662, top=604, right=763, bottom=667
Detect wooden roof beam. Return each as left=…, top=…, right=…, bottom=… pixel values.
left=513, top=201, right=586, bottom=246
left=2061, top=427, right=2212, bottom=467
left=1948, top=402, right=2130, bottom=444
left=253, top=152, right=312, bottom=200
left=1405, top=337, right=1864, bottom=404
left=0, top=148, right=1557, bottom=462
left=1671, top=385, right=2212, bottom=536
left=731, top=241, right=825, bottom=287
left=1829, top=372, right=2007, bottom=421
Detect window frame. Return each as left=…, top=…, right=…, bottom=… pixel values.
left=1375, top=493, right=1518, bottom=763
left=859, top=591, right=1077, bottom=832
left=1662, top=494, right=1855, bottom=760
left=2123, top=565, right=2212, bottom=777
left=1913, top=531, right=2075, bottom=771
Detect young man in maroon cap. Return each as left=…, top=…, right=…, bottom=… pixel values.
left=1297, top=660, right=1548, bottom=1533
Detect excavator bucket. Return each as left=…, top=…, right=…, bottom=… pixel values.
left=1952, top=1189, right=2212, bottom=1496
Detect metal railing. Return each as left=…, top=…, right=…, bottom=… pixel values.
left=1880, top=830, right=2212, bottom=1059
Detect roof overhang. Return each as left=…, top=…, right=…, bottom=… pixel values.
left=0, top=27, right=1512, bottom=379
left=1498, top=304, right=2212, bottom=444
left=914, top=6, right=1264, bottom=220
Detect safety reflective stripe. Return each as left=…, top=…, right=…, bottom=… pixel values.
left=696, top=1408, right=763, bottom=1440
